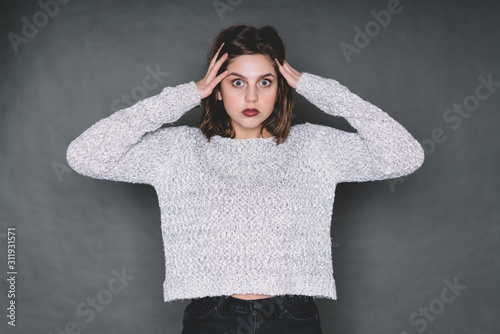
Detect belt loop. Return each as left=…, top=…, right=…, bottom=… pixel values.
left=271, top=295, right=287, bottom=317
left=214, top=295, right=226, bottom=317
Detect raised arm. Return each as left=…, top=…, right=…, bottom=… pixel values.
left=298, top=72, right=424, bottom=183
left=276, top=59, right=424, bottom=183
left=66, top=81, right=202, bottom=184
left=67, top=44, right=230, bottom=185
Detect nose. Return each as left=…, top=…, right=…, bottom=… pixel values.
left=245, top=86, right=258, bottom=103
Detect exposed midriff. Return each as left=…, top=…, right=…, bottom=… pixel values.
left=230, top=294, right=274, bottom=300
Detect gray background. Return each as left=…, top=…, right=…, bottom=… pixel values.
left=1, top=0, right=499, bottom=333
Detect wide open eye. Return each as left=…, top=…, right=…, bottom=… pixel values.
left=232, top=79, right=244, bottom=87
left=261, top=79, right=272, bottom=87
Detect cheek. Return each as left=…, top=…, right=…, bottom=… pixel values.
left=221, top=92, right=240, bottom=112
left=263, top=87, right=278, bottom=102
left=222, top=91, right=238, bottom=105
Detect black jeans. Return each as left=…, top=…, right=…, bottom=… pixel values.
left=182, top=294, right=323, bottom=334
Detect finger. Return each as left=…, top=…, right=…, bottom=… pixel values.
left=213, top=69, right=229, bottom=87
left=276, top=58, right=293, bottom=80
left=283, top=61, right=301, bottom=77
left=278, top=65, right=294, bottom=85
left=283, top=60, right=298, bottom=75
left=210, top=42, right=225, bottom=67
left=211, top=42, right=225, bottom=68
left=275, top=58, right=287, bottom=75
left=203, top=70, right=228, bottom=98
left=207, top=52, right=228, bottom=81
left=275, top=59, right=298, bottom=88
left=274, top=57, right=283, bottom=69
left=216, top=42, right=225, bottom=58
left=275, top=62, right=290, bottom=84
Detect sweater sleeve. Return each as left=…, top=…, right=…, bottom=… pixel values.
left=66, top=81, right=202, bottom=185
left=295, top=72, right=425, bottom=183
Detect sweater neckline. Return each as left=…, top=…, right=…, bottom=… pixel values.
left=201, top=133, right=280, bottom=172
left=208, top=134, right=279, bottom=153
left=198, top=127, right=300, bottom=179
left=210, top=134, right=276, bottom=144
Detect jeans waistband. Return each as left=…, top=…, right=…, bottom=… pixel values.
left=197, top=294, right=312, bottom=318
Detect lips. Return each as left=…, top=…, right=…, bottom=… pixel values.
left=242, top=108, right=260, bottom=117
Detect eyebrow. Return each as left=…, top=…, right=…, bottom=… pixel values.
left=228, top=72, right=275, bottom=80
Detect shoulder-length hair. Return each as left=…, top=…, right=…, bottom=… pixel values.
left=199, top=24, right=294, bottom=145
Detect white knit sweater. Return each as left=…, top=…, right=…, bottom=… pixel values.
left=66, top=72, right=425, bottom=302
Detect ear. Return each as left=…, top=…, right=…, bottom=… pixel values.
left=217, top=90, right=222, bottom=101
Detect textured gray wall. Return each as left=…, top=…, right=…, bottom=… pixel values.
left=1, top=0, right=499, bottom=333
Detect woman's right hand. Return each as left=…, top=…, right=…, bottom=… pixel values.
left=196, top=42, right=229, bottom=99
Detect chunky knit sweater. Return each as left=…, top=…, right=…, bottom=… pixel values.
left=66, top=72, right=425, bottom=302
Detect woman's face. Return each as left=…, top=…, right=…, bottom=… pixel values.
left=217, top=54, right=278, bottom=139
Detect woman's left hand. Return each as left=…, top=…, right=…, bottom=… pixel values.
left=275, top=59, right=302, bottom=89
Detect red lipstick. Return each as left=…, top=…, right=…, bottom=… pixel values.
left=242, top=108, right=260, bottom=117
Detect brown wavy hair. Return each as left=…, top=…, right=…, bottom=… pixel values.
left=199, top=24, right=294, bottom=145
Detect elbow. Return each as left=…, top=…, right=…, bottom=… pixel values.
left=405, top=138, right=425, bottom=174
left=66, top=139, right=99, bottom=177
left=413, top=142, right=425, bottom=171
left=379, top=140, right=425, bottom=179
left=66, top=140, right=84, bottom=175
left=393, top=139, right=426, bottom=177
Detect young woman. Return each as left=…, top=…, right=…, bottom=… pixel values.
left=66, top=24, right=424, bottom=333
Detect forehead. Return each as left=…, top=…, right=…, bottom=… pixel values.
left=227, top=54, right=276, bottom=75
